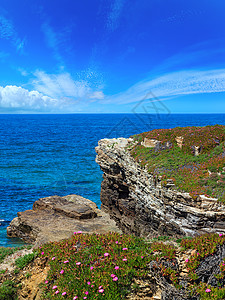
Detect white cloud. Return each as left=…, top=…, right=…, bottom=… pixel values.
left=106, top=69, right=225, bottom=104
left=0, top=85, right=58, bottom=112
left=32, top=70, right=104, bottom=100
left=0, top=69, right=105, bottom=113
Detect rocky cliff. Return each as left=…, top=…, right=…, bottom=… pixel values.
left=95, top=137, right=225, bottom=238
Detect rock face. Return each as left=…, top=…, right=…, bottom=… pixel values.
left=95, top=138, right=225, bottom=238
left=7, top=194, right=121, bottom=247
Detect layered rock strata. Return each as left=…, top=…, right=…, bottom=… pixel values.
left=95, top=138, right=225, bottom=238
left=7, top=194, right=121, bottom=247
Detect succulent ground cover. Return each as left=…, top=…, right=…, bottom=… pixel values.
left=130, top=125, right=225, bottom=202
left=37, top=231, right=225, bottom=300
left=1, top=232, right=225, bottom=299
left=181, top=233, right=225, bottom=299
left=38, top=232, right=156, bottom=299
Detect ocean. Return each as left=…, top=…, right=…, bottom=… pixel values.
left=0, top=113, right=225, bottom=247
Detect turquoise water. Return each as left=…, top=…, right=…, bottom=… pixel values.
left=0, top=113, right=224, bottom=247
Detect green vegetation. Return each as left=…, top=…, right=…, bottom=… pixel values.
left=1, top=232, right=225, bottom=299
left=0, top=245, right=32, bottom=264
left=180, top=233, right=225, bottom=299
left=37, top=231, right=225, bottom=299
left=130, top=125, right=225, bottom=202
left=39, top=232, right=156, bottom=299
left=14, top=252, right=36, bottom=270
left=0, top=280, right=17, bottom=300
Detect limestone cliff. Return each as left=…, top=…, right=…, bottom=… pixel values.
left=95, top=138, right=225, bottom=238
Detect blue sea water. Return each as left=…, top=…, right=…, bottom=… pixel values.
left=0, top=113, right=225, bottom=247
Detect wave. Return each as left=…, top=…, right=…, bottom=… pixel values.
left=0, top=220, right=10, bottom=226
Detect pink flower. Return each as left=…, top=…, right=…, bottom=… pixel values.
left=99, top=289, right=104, bottom=293
left=122, top=258, right=127, bottom=261
left=87, top=281, right=91, bottom=285
left=52, top=257, right=55, bottom=261
left=45, top=280, right=48, bottom=284
left=99, top=286, right=103, bottom=289
left=76, top=262, right=81, bottom=265
left=219, top=233, right=223, bottom=237
left=77, top=231, right=82, bottom=234
left=74, top=232, right=77, bottom=234
left=122, top=248, right=128, bottom=251
left=62, top=292, right=67, bottom=296
left=85, top=291, right=89, bottom=295
left=60, top=270, right=64, bottom=274
left=41, top=251, right=44, bottom=255
left=52, top=285, right=57, bottom=289
left=141, top=256, right=143, bottom=259
left=113, top=276, right=118, bottom=281
left=73, top=297, right=78, bottom=300
left=115, top=266, right=119, bottom=270
left=64, top=260, right=69, bottom=263
left=185, top=259, right=189, bottom=262
left=205, top=289, right=211, bottom=293
left=91, top=285, right=94, bottom=287
left=111, top=274, right=116, bottom=278
left=90, top=266, right=93, bottom=270
left=104, top=252, right=109, bottom=257
left=115, top=241, right=118, bottom=244
left=55, top=290, right=59, bottom=294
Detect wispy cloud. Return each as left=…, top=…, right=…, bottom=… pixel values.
left=0, top=14, right=25, bottom=53
left=0, top=15, right=14, bottom=39
left=0, top=68, right=105, bottom=113
left=107, top=69, right=225, bottom=104
left=156, top=40, right=225, bottom=73
left=41, top=22, right=64, bottom=66
left=107, top=0, right=126, bottom=32
left=32, top=70, right=104, bottom=101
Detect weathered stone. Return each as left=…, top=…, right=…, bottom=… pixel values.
left=141, top=138, right=161, bottom=148
left=175, top=136, right=184, bottom=148
left=191, top=145, right=202, bottom=156
left=7, top=194, right=121, bottom=247
left=95, top=138, right=225, bottom=238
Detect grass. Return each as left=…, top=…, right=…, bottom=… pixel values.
left=130, top=125, right=225, bottom=202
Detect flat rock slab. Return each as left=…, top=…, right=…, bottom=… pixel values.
left=7, top=194, right=122, bottom=247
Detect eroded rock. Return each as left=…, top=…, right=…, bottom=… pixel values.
left=95, top=138, right=225, bottom=238
left=7, top=194, right=121, bottom=247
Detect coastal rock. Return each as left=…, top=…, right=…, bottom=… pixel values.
left=7, top=194, right=121, bottom=247
left=95, top=138, right=225, bottom=238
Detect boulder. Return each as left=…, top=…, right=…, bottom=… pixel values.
left=7, top=194, right=121, bottom=247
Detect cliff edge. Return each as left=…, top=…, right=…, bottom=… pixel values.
left=95, top=136, right=225, bottom=238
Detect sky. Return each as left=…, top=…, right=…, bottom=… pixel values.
left=0, top=0, right=225, bottom=113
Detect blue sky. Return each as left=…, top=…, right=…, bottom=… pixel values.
left=0, top=0, right=225, bottom=113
